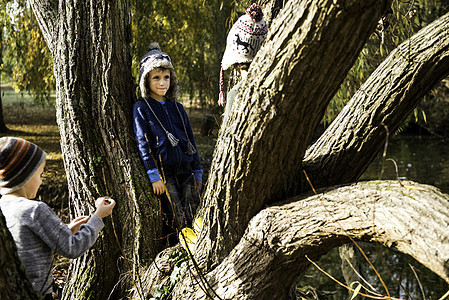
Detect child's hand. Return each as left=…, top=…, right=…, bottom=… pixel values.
left=94, top=196, right=116, bottom=219
left=68, top=216, right=90, bottom=234
left=194, top=180, right=202, bottom=194
left=152, top=180, right=166, bottom=195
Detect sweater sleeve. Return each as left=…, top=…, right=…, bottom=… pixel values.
left=32, top=203, right=104, bottom=259
left=147, top=168, right=161, bottom=183
left=133, top=102, right=157, bottom=172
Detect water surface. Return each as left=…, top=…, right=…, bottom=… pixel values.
left=298, top=135, right=449, bottom=298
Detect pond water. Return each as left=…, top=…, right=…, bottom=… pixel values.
left=361, top=135, right=449, bottom=193
left=298, top=135, right=449, bottom=299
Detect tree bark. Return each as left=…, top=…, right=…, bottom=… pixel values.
left=197, top=0, right=392, bottom=267
left=29, top=1, right=162, bottom=298
left=303, top=11, right=449, bottom=191
left=259, top=0, right=285, bottom=25
left=140, top=180, right=449, bottom=300
left=0, top=208, right=41, bottom=299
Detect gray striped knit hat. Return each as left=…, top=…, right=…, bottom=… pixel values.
left=138, top=42, right=180, bottom=100
left=0, top=137, right=46, bottom=195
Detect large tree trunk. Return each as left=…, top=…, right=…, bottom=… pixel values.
left=303, top=11, right=449, bottom=191
left=30, top=1, right=161, bottom=298
left=0, top=208, right=41, bottom=299
left=197, top=0, right=392, bottom=267
left=138, top=180, right=449, bottom=299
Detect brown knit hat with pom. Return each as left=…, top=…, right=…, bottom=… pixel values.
left=0, top=137, right=46, bottom=195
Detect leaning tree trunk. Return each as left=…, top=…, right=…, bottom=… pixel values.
left=139, top=180, right=449, bottom=299
left=0, top=208, right=41, bottom=299
left=303, top=11, right=449, bottom=191
left=30, top=1, right=161, bottom=298
left=196, top=0, right=392, bottom=267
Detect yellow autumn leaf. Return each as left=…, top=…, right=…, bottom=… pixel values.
left=179, top=227, right=197, bottom=254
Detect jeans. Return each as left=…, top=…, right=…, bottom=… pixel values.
left=160, top=166, right=199, bottom=245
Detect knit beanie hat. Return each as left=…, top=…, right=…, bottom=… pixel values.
left=218, top=4, right=268, bottom=105
left=138, top=42, right=180, bottom=100
left=0, top=137, right=46, bottom=195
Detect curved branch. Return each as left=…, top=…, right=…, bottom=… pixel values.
left=171, top=181, right=449, bottom=300
left=303, top=12, right=449, bottom=190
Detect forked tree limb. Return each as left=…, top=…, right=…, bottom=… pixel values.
left=136, top=181, right=449, bottom=300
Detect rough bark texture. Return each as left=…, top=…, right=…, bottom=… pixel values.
left=140, top=181, right=449, bottom=300
left=0, top=208, right=41, bottom=299
left=303, top=11, right=449, bottom=191
left=259, top=0, right=285, bottom=25
left=30, top=1, right=162, bottom=299
left=197, top=0, right=392, bottom=267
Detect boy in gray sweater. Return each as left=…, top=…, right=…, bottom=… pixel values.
left=0, top=137, right=116, bottom=298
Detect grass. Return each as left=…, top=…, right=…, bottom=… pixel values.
left=1, top=83, right=66, bottom=208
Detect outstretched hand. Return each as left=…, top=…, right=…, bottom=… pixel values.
left=68, top=216, right=90, bottom=234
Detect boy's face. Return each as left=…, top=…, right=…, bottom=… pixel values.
left=148, top=68, right=170, bottom=102
left=23, top=160, right=45, bottom=199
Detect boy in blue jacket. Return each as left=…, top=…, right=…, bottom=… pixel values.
left=133, top=43, right=202, bottom=245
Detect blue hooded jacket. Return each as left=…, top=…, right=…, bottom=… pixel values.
left=133, top=97, right=202, bottom=183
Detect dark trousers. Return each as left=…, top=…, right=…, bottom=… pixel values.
left=160, top=167, right=199, bottom=246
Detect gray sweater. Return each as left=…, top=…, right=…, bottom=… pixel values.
left=0, top=195, right=104, bottom=295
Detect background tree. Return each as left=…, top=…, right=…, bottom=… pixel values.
left=21, top=0, right=449, bottom=299
left=130, top=0, right=238, bottom=107
left=0, top=0, right=12, bottom=132
left=2, top=0, right=54, bottom=104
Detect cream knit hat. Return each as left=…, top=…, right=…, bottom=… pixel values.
left=218, top=4, right=268, bottom=105
left=138, top=42, right=180, bottom=100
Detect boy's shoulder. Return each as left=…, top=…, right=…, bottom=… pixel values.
left=1, top=195, right=39, bottom=206
left=0, top=196, right=45, bottom=219
left=134, top=97, right=146, bottom=106
left=133, top=98, right=152, bottom=113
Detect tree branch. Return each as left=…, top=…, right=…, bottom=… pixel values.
left=303, top=12, right=449, bottom=190
left=171, top=181, right=449, bottom=300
